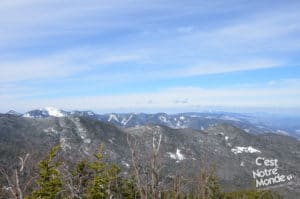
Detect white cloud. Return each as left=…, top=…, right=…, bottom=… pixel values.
left=0, top=47, right=142, bottom=83
left=159, top=59, right=283, bottom=77
left=174, top=6, right=300, bottom=55
left=67, top=57, right=285, bottom=82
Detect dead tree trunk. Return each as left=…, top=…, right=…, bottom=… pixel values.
left=150, top=133, right=162, bottom=199
left=0, top=153, right=30, bottom=199
left=127, top=134, right=148, bottom=199
left=127, top=128, right=164, bottom=199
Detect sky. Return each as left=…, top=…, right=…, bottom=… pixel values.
left=0, top=0, right=300, bottom=114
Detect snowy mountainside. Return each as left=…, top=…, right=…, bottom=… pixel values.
left=0, top=114, right=299, bottom=198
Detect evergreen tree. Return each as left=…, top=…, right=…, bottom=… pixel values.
left=207, top=174, right=222, bottom=199
left=86, top=148, right=108, bottom=199
left=86, top=146, right=121, bottom=199
left=64, top=160, right=91, bottom=199
left=29, top=145, right=63, bottom=199
left=121, top=176, right=140, bottom=199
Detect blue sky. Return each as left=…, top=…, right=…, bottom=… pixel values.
left=0, top=0, right=300, bottom=113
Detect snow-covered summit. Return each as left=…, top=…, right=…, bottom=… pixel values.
left=23, top=107, right=66, bottom=118
left=43, top=107, right=65, bottom=117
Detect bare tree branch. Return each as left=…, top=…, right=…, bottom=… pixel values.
left=0, top=153, right=34, bottom=199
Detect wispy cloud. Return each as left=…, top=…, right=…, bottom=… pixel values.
left=155, top=59, right=284, bottom=78
left=0, top=47, right=143, bottom=82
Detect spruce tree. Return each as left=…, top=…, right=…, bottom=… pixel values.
left=121, top=176, right=139, bottom=199
left=86, top=146, right=121, bottom=199
left=207, top=174, right=222, bottom=199
left=29, top=145, right=63, bottom=199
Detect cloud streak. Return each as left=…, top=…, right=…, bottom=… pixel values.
left=0, top=47, right=143, bottom=82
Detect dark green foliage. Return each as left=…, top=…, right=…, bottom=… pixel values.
left=207, top=174, right=222, bottom=199
left=196, top=166, right=223, bottom=199
left=86, top=146, right=121, bottom=199
left=28, top=145, right=63, bottom=199
left=121, top=176, right=140, bottom=199
left=68, top=160, right=91, bottom=198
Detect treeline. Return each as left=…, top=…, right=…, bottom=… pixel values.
left=0, top=144, right=283, bottom=199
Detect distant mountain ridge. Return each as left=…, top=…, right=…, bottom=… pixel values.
left=9, top=108, right=300, bottom=138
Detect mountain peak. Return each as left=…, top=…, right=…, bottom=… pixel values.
left=23, top=107, right=66, bottom=118
left=42, top=107, right=65, bottom=117
left=6, top=110, right=22, bottom=116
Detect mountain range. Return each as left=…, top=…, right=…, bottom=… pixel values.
left=1, top=108, right=300, bottom=198
left=9, top=107, right=300, bottom=139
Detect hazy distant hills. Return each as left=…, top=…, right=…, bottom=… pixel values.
left=9, top=107, right=300, bottom=138
left=0, top=112, right=299, bottom=198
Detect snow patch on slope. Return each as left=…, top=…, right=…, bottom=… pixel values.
left=167, top=149, right=185, bottom=162
left=240, top=161, right=245, bottom=167
left=122, top=161, right=130, bottom=168
left=231, top=146, right=261, bottom=155
left=220, top=115, right=241, bottom=121
left=121, top=114, right=133, bottom=126
left=60, top=137, right=71, bottom=151
left=159, top=115, right=167, bottom=123
left=72, top=117, right=91, bottom=144
left=108, top=114, right=119, bottom=122
left=276, top=129, right=289, bottom=135
left=244, top=129, right=250, bottom=133
left=23, top=113, right=34, bottom=118
left=44, top=107, right=64, bottom=117
left=43, top=127, right=58, bottom=134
